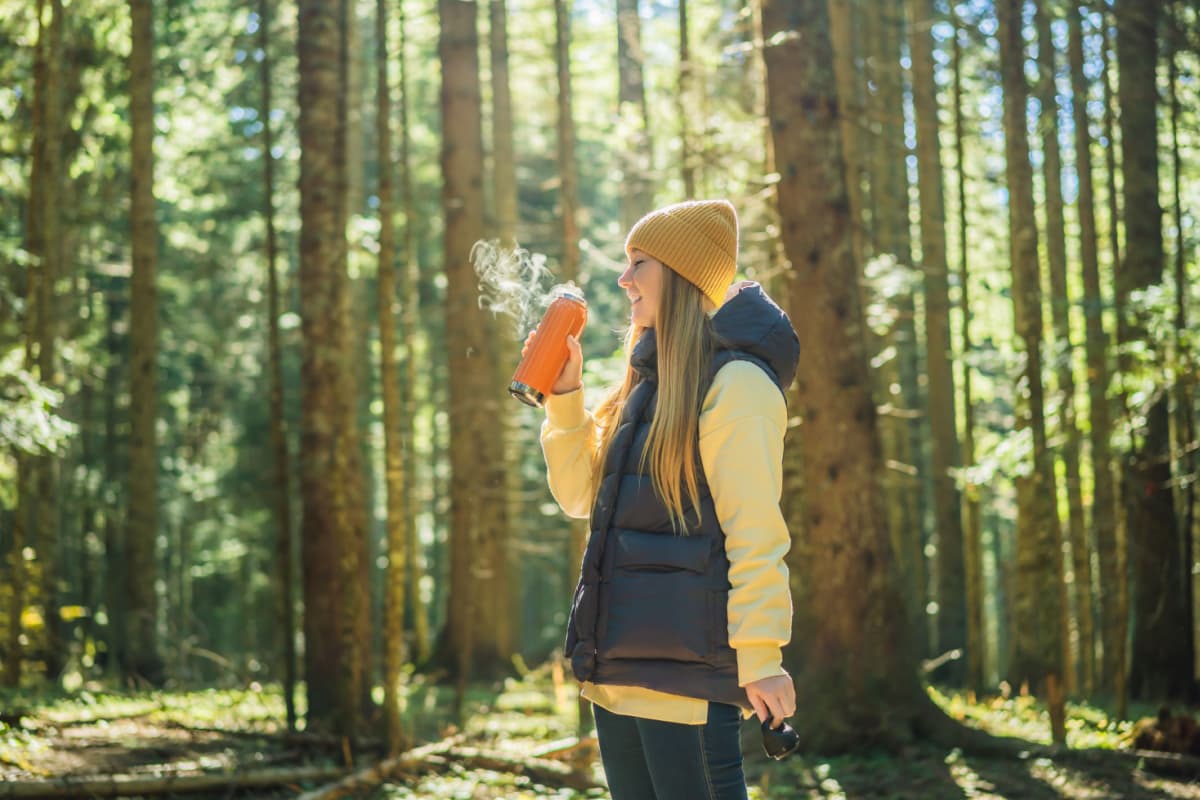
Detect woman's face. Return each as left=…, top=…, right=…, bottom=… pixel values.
left=617, top=249, right=664, bottom=328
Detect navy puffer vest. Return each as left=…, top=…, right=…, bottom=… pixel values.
left=565, top=284, right=799, bottom=709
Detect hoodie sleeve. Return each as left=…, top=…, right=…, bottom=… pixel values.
left=539, top=387, right=597, bottom=519
left=699, top=360, right=793, bottom=686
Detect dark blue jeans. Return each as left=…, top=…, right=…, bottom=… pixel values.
left=592, top=702, right=749, bottom=800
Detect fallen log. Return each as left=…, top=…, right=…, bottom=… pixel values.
left=295, top=737, right=462, bottom=800
left=442, top=746, right=602, bottom=792
left=530, top=735, right=598, bottom=760
left=295, top=738, right=602, bottom=800
left=0, top=765, right=348, bottom=798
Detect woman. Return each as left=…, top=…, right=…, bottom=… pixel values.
left=528, top=199, right=798, bottom=799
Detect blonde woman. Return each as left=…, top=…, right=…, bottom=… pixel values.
left=527, top=199, right=798, bottom=799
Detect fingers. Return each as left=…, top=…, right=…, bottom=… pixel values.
left=765, top=695, right=786, bottom=729
left=747, top=679, right=796, bottom=729
left=747, top=689, right=769, bottom=725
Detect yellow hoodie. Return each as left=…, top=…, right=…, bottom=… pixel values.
left=541, top=359, right=792, bottom=725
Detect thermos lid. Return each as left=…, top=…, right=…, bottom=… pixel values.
left=552, top=284, right=586, bottom=305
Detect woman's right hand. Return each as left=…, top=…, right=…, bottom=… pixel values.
left=522, top=329, right=583, bottom=395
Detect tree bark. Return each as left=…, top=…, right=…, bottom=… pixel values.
left=1069, top=2, right=1117, bottom=710
left=397, top=0, right=428, bottom=668
left=996, top=0, right=1065, bottom=719
left=376, top=0, right=408, bottom=756
left=828, top=0, right=866, bottom=272
left=257, top=0, right=297, bottom=733
left=102, top=287, right=127, bottom=679
left=1116, top=0, right=1192, bottom=703
left=127, top=0, right=164, bottom=686
left=490, top=0, right=517, bottom=247
left=950, top=4, right=985, bottom=695
left=1166, top=0, right=1194, bottom=684
left=1034, top=0, right=1089, bottom=698
left=763, top=0, right=930, bottom=750
left=438, top=0, right=509, bottom=683
left=298, top=0, right=364, bottom=737
left=617, top=0, right=653, bottom=227
left=678, top=0, right=695, bottom=198
left=907, top=0, right=966, bottom=683
left=337, top=0, right=374, bottom=725
left=554, top=0, right=589, bottom=735
left=34, top=0, right=66, bottom=684
left=866, top=0, right=926, bottom=653
left=488, top=0, right=524, bottom=660
left=1098, top=1, right=1128, bottom=711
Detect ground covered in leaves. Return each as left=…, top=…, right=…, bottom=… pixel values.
left=1, top=668, right=1197, bottom=798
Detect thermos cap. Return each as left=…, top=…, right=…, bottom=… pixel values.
left=552, top=284, right=586, bottom=305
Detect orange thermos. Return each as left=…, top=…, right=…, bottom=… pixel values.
left=509, top=287, right=588, bottom=408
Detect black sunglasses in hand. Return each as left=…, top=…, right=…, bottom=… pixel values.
left=760, top=717, right=800, bottom=760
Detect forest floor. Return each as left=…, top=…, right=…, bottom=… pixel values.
left=1, top=665, right=1198, bottom=799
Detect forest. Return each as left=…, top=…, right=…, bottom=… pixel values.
left=1, top=0, right=1199, bottom=796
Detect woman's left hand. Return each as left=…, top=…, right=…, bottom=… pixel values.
left=744, top=673, right=796, bottom=729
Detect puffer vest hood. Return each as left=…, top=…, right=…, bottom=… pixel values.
left=565, top=283, right=799, bottom=709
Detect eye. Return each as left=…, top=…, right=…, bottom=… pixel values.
left=632, top=260, right=644, bottom=271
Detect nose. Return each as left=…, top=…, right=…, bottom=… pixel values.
left=617, top=264, right=633, bottom=289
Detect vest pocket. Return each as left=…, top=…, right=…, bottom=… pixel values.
left=599, top=571, right=710, bottom=662
left=611, top=529, right=710, bottom=573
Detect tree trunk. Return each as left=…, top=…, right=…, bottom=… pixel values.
left=828, top=0, right=866, bottom=272
left=1034, top=0, right=1088, bottom=698
left=617, top=0, right=653, bottom=227
left=338, top=0, right=374, bottom=725
left=488, top=0, right=524, bottom=661
left=127, top=0, right=164, bottom=686
left=950, top=4, right=985, bottom=695
left=554, top=0, right=589, bottom=736
left=678, top=0, right=695, bottom=198
left=258, top=0, right=297, bottom=733
left=298, top=0, right=364, bottom=738
left=996, top=0, right=1065, bottom=718
left=1099, top=1, right=1128, bottom=711
left=35, top=0, right=66, bottom=684
left=376, top=0, right=408, bottom=756
left=907, top=0, right=965, bottom=684
left=102, top=287, right=126, bottom=678
left=439, top=0, right=509, bottom=683
left=1166, top=0, right=1195, bottom=686
left=398, top=0, right=429, bottom=668
left=763, top=0, right=930, bottom=749
left=490, top=0, right=517, bottom=247
left=1069, top=1, right=1116, bottom=707
left=1116, top=0, right=1192, bottom=703
left=866, top=0, right=926, bottom=653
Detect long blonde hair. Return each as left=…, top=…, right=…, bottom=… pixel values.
left=590, top=266, right=719, bottom=532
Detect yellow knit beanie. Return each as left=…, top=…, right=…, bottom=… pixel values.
left=624, top=199, right=739, bottom=309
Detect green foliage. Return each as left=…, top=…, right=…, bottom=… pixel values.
left=0, top=347, right=77, bottom=458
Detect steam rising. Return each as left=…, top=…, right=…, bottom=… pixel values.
left=471, top=240, right=581, bottom=337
